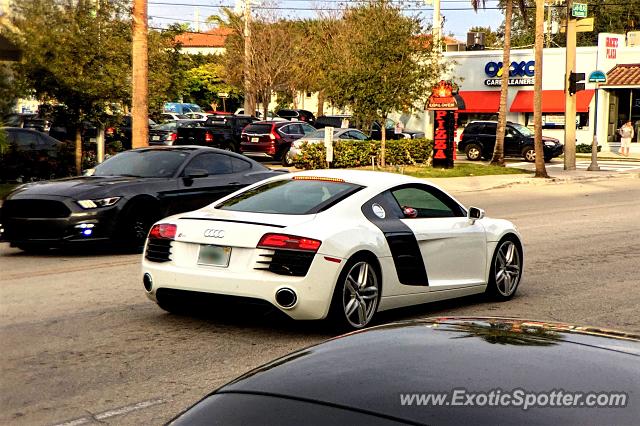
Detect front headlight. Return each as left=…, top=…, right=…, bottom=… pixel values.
left=77, top=197, right=121, bottom=209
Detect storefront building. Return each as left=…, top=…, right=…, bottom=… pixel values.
left=439, top=33, right=640, bottom=153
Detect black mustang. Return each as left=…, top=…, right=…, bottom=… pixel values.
left=0, top=146, right=285, bottom=251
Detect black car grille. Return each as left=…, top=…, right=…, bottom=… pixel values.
left=145, top=239, right=173, bottom=263
left=3, top=199, right=71, bottom=219
left=255, top=249, right=315, bottom=277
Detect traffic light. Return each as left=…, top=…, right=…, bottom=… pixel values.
left=568, top=72, right=586, bottom=95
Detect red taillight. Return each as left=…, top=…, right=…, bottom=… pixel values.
left=167, top=132, right=178, bottom=141
left=269, top=129, right=281, bottom=140
left=106, top=127, right=114, bottom=136
left=257, top=233, right=321, bottom=252
left=205, top=131, right=214, bottom=143
left=149, top=223, right=177, bottom=240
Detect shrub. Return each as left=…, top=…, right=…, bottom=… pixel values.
left=575, top=143, right=602, bottom=153
left=294, top=138, right=433, bottom=170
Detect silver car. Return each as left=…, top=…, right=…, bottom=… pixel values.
left=287, top=128, right=369, bottom=163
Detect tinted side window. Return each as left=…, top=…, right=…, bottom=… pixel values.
left=464, top=125, right=480, bottom=135
left=230, top=157, right=251, bottom=173
left=15, top=130, right=39, bottom=148
left=186, top=153, right=233, bottom=175
left=391, top=185, right=464, bottom=218
left=483, top=123, right=497, bottom=135
left=279, top=125, right=295, bottom=135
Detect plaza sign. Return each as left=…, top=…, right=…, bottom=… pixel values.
left=484, top=60, right=535, bottom=86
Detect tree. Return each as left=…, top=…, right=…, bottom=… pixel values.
left=323, top=1, right=446, bottom=166
left=487, top=0, right=527, bottom=167
left=213, top=9, right=301, bottom=118
left=533, top=0, right=549, bottom=178
left=8, top=0, right=131, bottom=172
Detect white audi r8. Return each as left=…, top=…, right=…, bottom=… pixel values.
left=142, top=170, right=523, bottom=329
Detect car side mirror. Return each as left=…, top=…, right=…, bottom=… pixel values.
left=468, top=206, right=485, bottom=222
left=402, top=206, right=418, bottom=219
left=183, top=168, right=209, bottom=179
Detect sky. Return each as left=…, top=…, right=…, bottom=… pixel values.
left=147, top=0, right=505, bottom=41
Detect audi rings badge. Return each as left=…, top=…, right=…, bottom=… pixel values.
left=204, top=229, right=225, bottom=238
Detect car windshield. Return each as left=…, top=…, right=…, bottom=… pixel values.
left=511, top=123, right=534, bottom=137
left=217, top=179, right=361, bottom=214
left=93, top=150, right=189, bottom=178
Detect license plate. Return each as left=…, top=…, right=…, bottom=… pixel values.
left=152, top=135, right=160, bottom=140
left=198, top=244, right=231, bottom=267
left=251, top=137, right=259, bottom=143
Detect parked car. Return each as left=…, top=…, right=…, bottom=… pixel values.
left=371, top=118, right=425, bottom=140
left=240, top=120, right=316, bottom=166
left=169, top=317, right=640, bottom=425
left=175, top=115, right=257, bottom=152
left=276, top=109, right=316, bottom=125
left=458, top=121, right=563, bottom=162
left=314, top=114, right=352, bottom=129
left=287, top=127, right=370, bottom=164
left=159, top=112, right=190, bottom=123
left=234, top=109, right=280, bottom=120
left=182, top=112, right=212, bottom=121
left=164, top=102, right=203, bottom=115
left=105, top=116, right=157, bottom=150
left=0, top=128, right=69, bottom=182
left=315, top=115, right=424, bottom=140
left=0, top=146, right=286, bottom=252
left=142, top=170, right=523, bottom=329
left=148, top=120, right=204, bottom=146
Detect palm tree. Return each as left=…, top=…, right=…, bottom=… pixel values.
left=131, top=0, right=149, bottom=150
left=470, top=0, right=526, bottom=167
left=532, top=0, right=549, bottom=177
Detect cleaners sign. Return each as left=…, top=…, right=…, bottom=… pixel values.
left=484, top=60, right=535, bottom=86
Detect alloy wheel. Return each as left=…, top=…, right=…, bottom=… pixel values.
left=342, top=261, right=379, bottom=328
left=494, top=240, right=521, bottom=297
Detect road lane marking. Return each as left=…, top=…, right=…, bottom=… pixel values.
left=51, top=398, right=166, bottom=426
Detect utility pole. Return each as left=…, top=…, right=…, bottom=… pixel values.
left=433, top=0, right=441, bottom=52
left=132, top=0, right=148, bottom=149
left=564, top=0, right=577, bottom=170
left=243, top=0, right=256, bottom=115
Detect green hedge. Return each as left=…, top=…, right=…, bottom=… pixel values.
left=575, top=143, right=602, bottom=153
left=294, top=138, right=433, bottom=170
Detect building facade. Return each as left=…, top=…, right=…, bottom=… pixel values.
left=439, top=32, right=640, bottom=152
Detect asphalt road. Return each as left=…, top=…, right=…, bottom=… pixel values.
left=1, top=176, right=639, bottom=425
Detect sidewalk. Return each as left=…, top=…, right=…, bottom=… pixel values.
left=434, top=166, right=640, bottom=193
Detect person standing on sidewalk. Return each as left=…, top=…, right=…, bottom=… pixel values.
left=618, top=121, right=634, bottom=156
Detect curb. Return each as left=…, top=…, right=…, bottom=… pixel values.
left=440, top=171, right=640, bottom=193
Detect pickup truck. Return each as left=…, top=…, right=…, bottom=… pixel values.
left=175, top=115, right=257, bottom=151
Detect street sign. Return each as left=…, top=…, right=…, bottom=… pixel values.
left=217, top=92, right=229, bottom=98
left=571, top=3, right=587, bottom=18
left=588, top=70, right=607, bottom=83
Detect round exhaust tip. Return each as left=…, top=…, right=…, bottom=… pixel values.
left=275, top=288, right=297, bottom=309
left=143, top=273, right=153, bottom=292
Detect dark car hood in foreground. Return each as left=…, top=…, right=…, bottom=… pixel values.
left=6, top=176, right=164, bottom=200
left=209, top=317, right=639, bottom=425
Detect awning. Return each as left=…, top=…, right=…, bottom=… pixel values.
left=457, top=91, right=500, bottom=113
left=510, top=90, right=595, bottom=113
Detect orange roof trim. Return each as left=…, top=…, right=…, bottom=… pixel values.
left=174, top=27, right=233, bottom=48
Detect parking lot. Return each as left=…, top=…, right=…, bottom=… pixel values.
left=1, top=176, right=639, bottom=425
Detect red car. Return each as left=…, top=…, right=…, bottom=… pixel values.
left=240, top=121, right=316, bottom=166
